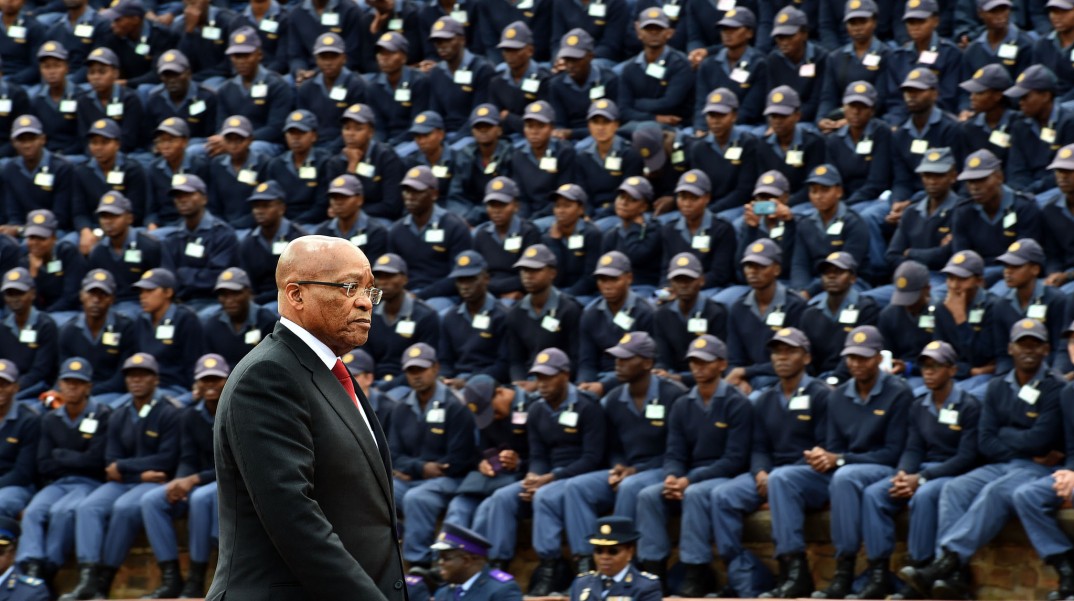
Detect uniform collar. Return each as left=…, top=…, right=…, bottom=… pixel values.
left=520, top=287, right=561, bottom=318
left=456, top=293, right=497, bottom=318
left=843, top=372, right=888, bottom=405
left=807, top=287, right=860, bottom=319
left=617, top=374, right=660, bottom=405
left=901, top=106, right=943, bottom=138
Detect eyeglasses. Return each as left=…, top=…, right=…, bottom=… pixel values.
left=294, top=281, right=383, bottom=304
left=593, top=546, right=624, bottom=556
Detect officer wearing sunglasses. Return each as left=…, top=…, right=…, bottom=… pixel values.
left=567, top=517, right=662, bottom=601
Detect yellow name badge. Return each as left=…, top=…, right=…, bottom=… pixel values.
left=146, top=431, right=159, bottom=438
left=873, top=409, right=885, bottom=416
left=797, top=415, right=812, bottom=421
left=715, top=422, right=728, bottom=429
left=4, top=437, right=16, bottom=444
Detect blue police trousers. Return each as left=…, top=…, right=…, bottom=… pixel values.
left=17, top=477, right=98, bottom=566
left=563, top=468, right=664, bottom=555
left=635, top=477, right=729, bottom=563
left=75, top=482, right=160, bottom=566
left=829, top=464, right=896, bottom=556
left=141, top=481, right=218, bottom=563
left=395, top=476, right=462, bottom=563
left=1013, top=474, right=1074, bottom=560
left=711, top=472, right=776, bottom=597
left=862, top=470, right=951, bottom=561
left=766, top=465, right=831, bottom=555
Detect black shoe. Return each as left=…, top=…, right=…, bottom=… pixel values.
left=528, top=558, right=558, bottom=597
left=574, top=554, right=594, bottom=575
left=1048, top=552, right=1074, bottom=601
left=760, top=553, right=813, bottom=599
left=58, top=564, right=98, bottom=601
left=897, top=550, right=961, bottom=598
left=96, top=565, right=118, bottom=599
left=812, top=555, right=855, bottom=599
left=846, top=558, right=892, bottom=599
left=179, top=561, right=208, bottom=598
left=678, top=562, right=716, bottom=598
left=143, top=560, right=183, bottom=599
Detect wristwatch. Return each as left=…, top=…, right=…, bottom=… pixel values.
left=835, top=455, right=846, bottom=468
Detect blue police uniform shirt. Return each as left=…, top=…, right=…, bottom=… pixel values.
left=600, top=218, right=663, bottom=287
left=133, top=303, right=205, bottom=391
left=576, top=137, right=644, bottom=218
left=890, top=106, right=962, bottom=202
left=791, top=201, right=870, bottom=293
left=993, top=279, right=1067, bottom=369
left=756, top=125, right=828, bottom=208
left=884, top=33, right=966, bottom=124
left=0, top=403, right=40, bottom=490
left=653, top=294, right=729, bottom=385
left=363, top=293, right=440, bottom=381
left=695, top=46, right=768, bottom=126
left=504, top=287, right=582, bottom=381
left=827, top=373, right=912, bottom=466
left=826, top=119, right=894, bottom=205
left=933, top=287, right=1006, bottom=378
left=173, top=6, right=237, bottom=83
left=542, top=220, right=602, bottom=299
left=1042, top=193, right=1074, bottom=278
left=312, top=213, right=388, bottom=263
left=0, top=12, right=45, bottom=85
left=602, top=375, right=686, bottom=471
left=0, top=309, right=58, bottom=393
left=73, top=154, right=150, bottom=229
left=145, top=83, right=219, bottom=143
left=527, top=385, right=605, bottom=479
left=178, top=401, right=215, bottom=484
left=727, top=284, right=808, bottom=380
left=387, top=382, right=477, bottom=479
left=802, top=288, right=880, bottom=377
left=900, top=386, right=979, bottom=480
left=664, top=381, right=752, bottom=482
left=202, top=302, right=279, bottom=370
left=216, top=66, right=296, bottom=144
left=661, top=210, right=737, bottom=288
left=364, top=67, right=431, bottom=145
left=551, top=0, right=629, bottom=63
left=489, top=61, right=552, bottom=137
left=231, top=1, right=290, bottom=75
left=1032, top=33, right=1074, bottom=103
left=1008, top=103, right=1074, bottom=195
left=87, top=230, right=163, bottom=304
left=547, top=64, right=619, bottom=141
left=285, top=0, right=364, bottom=74
left=878, top=299, right=940, bottom=374
left=239, top=218, right=309, bottom=303
left=58, top=311, right=137, bottom=395
left=578, top=292, right=655, bottom=388
left=439, top=293, right=509, bottom=381
left=75, top=83, right=146, bottom=153
left=511, top=137, right=578, bottom=219
left=44, top=10, right=106, bottom=83
left=471, top=216, right=543, bottom=295
left=977, top=364, right=1064, bottom=464
left=751, top=375, right=830, bottom=474
left=817, top=38, right=892, bottom=122
left=2, top=151, right=73, bottom=230
left=434, top=566, right=523, bottom=601
left=106, top=394, right=182, bottom=482
left=446, top=139, right=515, bottom=221
left=38, top=401, right=111, bottom=484
left=403, top=144, right=458, bottom=201
left=958, top=108, right=1016, bottom=172
left=950, top=185, right=1042, bottom=265
left=207, top=151, right=271, bottom=229
left=325, top=139, right=405, bottom=222
left=0, top=566, right=49, bottom=601
left=619, top=46, right=694, bottom=124
left=569, top=564, right=662, bottom=601
left=766, top=42, right=828, bottom=123
left=161, top=211, right=240, bottom=302
left=92, top=20, right=179, bottom=89
left=30, top=78, right=82, bottom=156
left=296, top=68, right=368, bottom=153
left=19, top=240, right=86, bottom=313
left=428, top=50, right=495, bottom=134
left=147, top=151, right=212, bottom=227
left=477, top=384, right=533, bottom=470
left=387, top=206, right=472, bottom=299
left=687, top=131, right=760, bottom=214
left=885, top=190, right=962, bottom=272
left=961, top=25, right=1033, bottom=82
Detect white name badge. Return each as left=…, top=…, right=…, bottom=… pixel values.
left=34, top=172, right=53, bottom=188
left=18, top=329, right=36, bottom=344
left=559, top=410, right=579, bottom=427
left=770, top=225, right=785, bottom=239
left=645, top=63, right=666, bottom=80
left=645, top=404, right=665, bottom=420
left=724, top=146, right=743, bottom=161
left=251, top=84, right=268, bottom=98
left=504, top=235, right=522, bottom=252
left=388, top=17, right=403, bottom=31
left=688, top=317, right=708, bottom=333
left=765, top=311, right=785, bottom=327
left=396, top=319, right=416, bottom=336
left=185, top=241, right=205, bottom=258
left=320, top=12, right=339, bottom=26
left=910, top=139, right=929, bottom=154
left=1003, top=211, right=1017, bottom=229
left=472, top=314, right=490, bottom=330
left=454, top=69, right=473, bottom=85
left=918, top=314, right=935, bottom=329
left=826, top=220, right=844, bottom=236
left=244, top=329, right=262, bottom=344
left=356, top=162, right=376, bottom=178
left=189, top=99, right=206, bottom=115
left=862, top=53, right=880, bottom=67
left=717, top=0, right=735, bottom=9
left=426, top=408, right=446, bottom=423
left=1042, top=127, right=1057, bottom=144
left=7, top=25, right=26, bottom=39
left=60, top=99, right=77, bottom=113
left=105, top=169, right=125, bottom=185
left=692, top=234, right=711, bottom=249
left=998, top=43, right=1018, bottom=60
left=856, top=139, right=873, bottom=155
left=299, top=165, right=317, bottom=180
left=156, top=324, right=175, bottom=339
left=451, top=9, right=469, bottom=23
left=106, top=102, right=124, bottom=117
left=798, top=63, right=815, bottom=78
left=568, top=234, right=585, bottom=250
left=1019, top=385, right=1040, bottom=405
left=259, top=18, right=279, bottom=33
left=663, top=3, right=681, bottom=18
left=201, top=25, right=221, bottom=40
left=483, top=161, right=497, bottom=175
left=613, top=311, right=635, bottom=330
left=138, top=403, right=152, bottom=418
left=789, top=395, right=810, bottom=411
left=1027, top=303, right=1047, bottom=320
left=785, top=150, right=804, bottom=167
left=432, top=165, right=449, bottom=178
left=918, top=50, right=938, bottom=64
left=74, top=23, right=94, bottom=37
left=135, top=42, right=149, bottom=56
left=938, top=408, right=959, bottom=425
left=588, top=2, right=607, bottom=17
left=395, top=88, right=412, bottom=102
left=238, top=169, right=258, bottom=184
left=541, top=315, right=560, bottom=332
left=79, top=418, right=98, bottom=434
left=521, top=78, right=540, bottom=94
left=0, top=99, right=11, bottom=114
left=350, top=234, right=367, bottom=246
left=671, top=148, right=685, bottom=163
left=969, top=308, right=984, bottom=324
left=589, top=85, right=606, bottom=100
left=425, top=228, right=445, bottom=243
left=512, top=411, right=528, bottom=424
left=989, top=130, right=1011, bottom=148
left=539, top=156, right=558, bottom=172
left=329, top=86, right=347, bottom=101
left=604, top=156, right=622, bottom=171
left=839, top=308, right=859, bottom=324
left=46, top=259, right=63, bottom=274
left=102, top=331, right=120, bottom=346
left=730, top=68, right=750, bottom=83
left=272, top=240, right=288, bottom=255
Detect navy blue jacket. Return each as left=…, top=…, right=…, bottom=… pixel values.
left=75, top=84, right=145, bottom=152
left=0, top=81, right=31, bottom=158
left=934, top=288, right=1007, bottom=378
left=312, top=214, right=388, bottom=264
left=727, top=284, right=808, bottom=380
left=46, top=10, right=107, bottom=83
left=619, top=47, right=694, bottom=124
left=324, top=139, right=405, bottom=221
left=1007, top=105, right=1074, bottom=195
left=527, top=386, right=605, bottom=479
left=687, top=132, right=760, bottom=214
left=0, top=13, right=46, bottom=85
left=950, top=187, right=1042, bottom=265
left=295, top=69, right=368, bottom=152
left=551, top=0, right=628, bottom=62
left=87, top=230, right=163, bottom=304
left=402, top=142, right=459, bottom=201
left=1032, top=33, right=1074, bottom=103
left=146, top=152, right=212, bottom=227
left=542, top=220, right=602, bottom=299
left=172, top=7, right=237, bottom=83
left=363, top=68, right=431, bottom=145
left=601, top=219, right=663, bottom=287
left=1041, top=193, right=1074, bottom=277
left=106, top=396, right=181, bottom=483
left=961, top=26, right=1034, bottom=82
left=0, top=404, right=39, bottom=489
left=504, top=288, right=582, bottom=381
left=264, top=150, right=332, bottom=224
left=817, top=39, right=893, bottom=122
left=21, top=240, right=86, bottom=313
left=790, top=202, right=870, bottom=293
left=387, top=208, right=471, bottom=299
left=471, top=217, right=542, bottom=296
left=488, top=64, right=552, bottom=137
left=751, top=375, right=830, bottom=474
left=884, top=36, right=966, bottom=124
left=446, top=139, right=514, bottom=219
left=568, top=565, right=660, bottom=601
left=755, top=126, right=828, bottom=207
left=993, top=280, right=1068, bottom=369
left=145, top=83, right=219, bottom=143
left=357, top=4, right=424, bottom=73
left=977, top=367, right=1065, bottom=463
left=92, top=20, right=178, bottom=88
left=602, top=375, right=686, bottom=471
left=891, top=108, right=962, bottom=202
left=547, top=65, right=619, bottom=141
left=285, top=0, right=364, bottom=74
left=201, top=303, right=279, bottom=371
left=1, top=152, right=74, bottom=230
left=878, top=302, right=940, bottom=373
left=215, top=67, right=295, bottom=144
left=57, top=311, right=137, bottom=395
left=364, top=294, right=440, bottom=382
left=387, top=384, right=476, bottom=479
left=229, top=3, right=291, bottom=75
left=161, top=212, right=240, bottom=302
left=886, top=191, right=962, bottom=271
left=427, top=51, right=495, bottom=134
left=686, top=0, right=758, bottom=53
left=438, top=295, right=508, bottom=381
left=664, top=382, right=752, bottom=482
left=178, top=402, right=215, bottom=484
left=661, top=211, right=737, bottom=288
left=38, top=401, right=111, bottom=483
left=900, top=387, right=979, bottom=479
left=578, top=293, right=655, bottom=389
left=695, top=46, right=768, bottom=126
left=73, top=156, right=150, bottom=228
left=472, top=0, right=553, bottom=63
left=957, top=109, right=1017, bottom=174
left=133, top=303, right=205, bottom=390
left=208, top=151, right=271, bottom=229
left=510, top=138, right=577, bottom=219
left=0, top=310, right=58, bottom=393
left=801, top=289, right=881, bottom=377
left=827, top=373, right=911, bottom=466
left=826, top=120, right=894, bottom=205
left=653, top=296, right=728, bottom=384
left=29, top=80, right=82, bottom=155
left=238, top=220, right=308, bottom=303
left=737, top=218, right=799, bottom=281
left=575, top=138, right=644, bottom=216
left=766, top=43, right=828, bottom=123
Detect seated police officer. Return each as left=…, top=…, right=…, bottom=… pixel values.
left=568, top=517, right=662, bottom=601
left=652, top=253, right=729, bottom=387
left=429, top=523, right=522, bottom=601
left=801, top=252, right=880, bottom=382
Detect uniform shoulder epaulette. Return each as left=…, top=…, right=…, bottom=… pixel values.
left=640, top=571, right=660, bottom=580
left=488, top=569, right=514, bottom=582
left=16, top=574, right=43, bottom=586
left=404, top=574, right=425, bottom=587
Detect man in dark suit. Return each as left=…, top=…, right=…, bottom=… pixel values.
left=209, top=235, right=407, bottom=600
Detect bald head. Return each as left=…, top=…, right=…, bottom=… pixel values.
left=276, top=236, right=366, bottom=288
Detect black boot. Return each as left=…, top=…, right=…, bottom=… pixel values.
left=932, top=564, right=973, bottom=600
left=760, top=552, right=813, bottom=598
left=179, top=561, right=208, bottom=598
left=143, top=561, right=184, bottom=599
left=847, top=558, right=892, bottom=599
left=638, top=559, right=667, bottom=594
left=574, top=554, right=594, bottom=575
left=811, top=555, right=856, bottom=599
left=528, top=558, right=558, bottom=597
left=1048, top=552, right=1074, bottom=601
left=96, top=565, right=118, bottom=599
left=58, top=564, right=98, bottom=601
left=678, top=562, right=716, bottom=598
left=897, top=549, right=961, bottom=598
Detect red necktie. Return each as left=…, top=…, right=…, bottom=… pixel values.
left=332, top=359, right=361, bottom=409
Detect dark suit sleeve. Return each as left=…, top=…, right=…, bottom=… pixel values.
left=221, top=355, right=394, bottom=599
